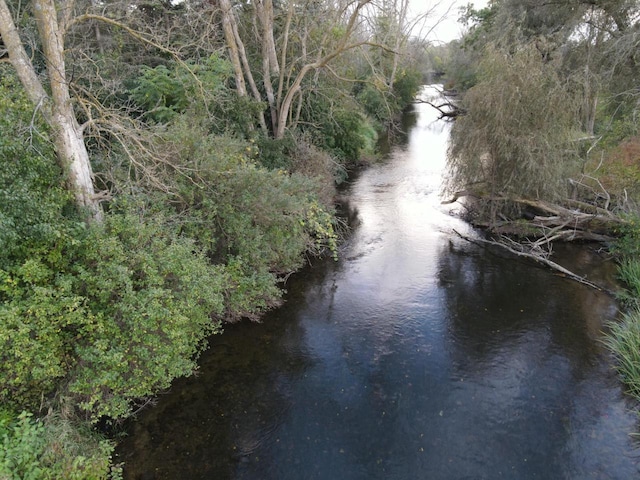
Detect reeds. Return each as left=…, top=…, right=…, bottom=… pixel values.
left=618, top=259, right=640, bottom=303
left=603, top=309, right=640, bottom=399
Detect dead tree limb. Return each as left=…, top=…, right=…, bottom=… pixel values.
left=415, top=99, right=465, bottom=119
left=452, top=229, right=616, bottom=295
left=443, top=190, right=625, bottom=240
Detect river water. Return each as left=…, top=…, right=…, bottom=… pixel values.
left=118, top=86, right=640, bottom=479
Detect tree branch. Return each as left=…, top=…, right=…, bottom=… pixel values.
left=453, top=229, right=615, bottom=295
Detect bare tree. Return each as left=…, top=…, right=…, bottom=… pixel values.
left=215, top=0, right=378, bottom=139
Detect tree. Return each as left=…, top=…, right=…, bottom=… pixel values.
left=446, top=44, right=581, bottom=221
left=0, top=0, right=102, bottom=221
left=215, top=0, right=387, bottom=139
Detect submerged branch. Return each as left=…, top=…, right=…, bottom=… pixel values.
left=452, top=229, right=616, bottom=295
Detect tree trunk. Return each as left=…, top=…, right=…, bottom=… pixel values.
left=0, top=0, right=47, bottom=105
left=273, top=0, right=372, bottom=138
left=253, top=0, right=282, bottom=134
left=0, top=0, right=102, bottom=222
left=255, top=0, right=279, bottom=75
left=218, top=0, right=247, bottom=96
left=218, top=0, right=268, bottom=132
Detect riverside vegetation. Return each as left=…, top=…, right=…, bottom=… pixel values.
left=0, top=0, right=425, bottom=477
left=2, top=0, right=640, bottom=477
left=433, top=0, right=640, bottom=427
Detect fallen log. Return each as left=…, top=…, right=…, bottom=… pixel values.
left=442, top=191, right=626, bottom=240
left=452, top=229, right=616, bottom=295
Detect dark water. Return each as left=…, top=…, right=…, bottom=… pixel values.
left=118, top=87, right=640, bottom=480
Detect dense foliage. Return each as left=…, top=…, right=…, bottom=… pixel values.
left=443, top=0, right=640, bottom=216
left=0, top=0, right=426, bottom=475
left=447, top=44, right=580, bottom=207
left=0, top=410, right=122, bottom=479
left=603, top=216, right=640, bottom=403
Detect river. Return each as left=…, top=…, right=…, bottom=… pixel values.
left=117, top=86, right=640, bottom=479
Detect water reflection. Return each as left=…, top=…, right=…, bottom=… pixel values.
left=436, top=242, right=632, bottom=478
left=118, top=87, right=640, bottom=479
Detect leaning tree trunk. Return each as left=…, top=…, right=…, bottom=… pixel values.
left=218, top=0, right=268, bottom=133
left=0, top=0, right=102, bottom=222
left=218, top=0, right=247, bottom=96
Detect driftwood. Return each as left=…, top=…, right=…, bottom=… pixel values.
left=443, top=190, right=624, bottom=294
left=452, top=229, right=616, bottom=295
left=443, top=190, right=625, bottom=243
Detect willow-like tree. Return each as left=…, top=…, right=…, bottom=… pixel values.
left=446, top=0, right=640, bottom=215
left=446, top=44, right=580, bottom=220
left=0, top=0, right=102, bottom=221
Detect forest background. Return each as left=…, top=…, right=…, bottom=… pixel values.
left=0, top=0, right=639, bottom=477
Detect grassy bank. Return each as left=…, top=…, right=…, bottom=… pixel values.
left=602, top=217, right=640, bottom=406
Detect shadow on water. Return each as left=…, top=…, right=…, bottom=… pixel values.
left=117, top=87, right=640, bottom=480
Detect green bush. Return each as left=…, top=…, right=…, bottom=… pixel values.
left=298, top=89, right=376, bottom=165
left=66, top=212, right=225, bottom=420
left=609, top=215, right=640, bottom=308
left=392, top=67, right=422, bottom=109
left=255, top=134, right=296, bottom=171
left=604, top=215, right=640, bottom=403
left=0, top=86, right=227, bottom=419
left=0, top=66, right=73, bottom=262
left=158, top=123, right=339, bottom=318
left=165, top=122, right=338, bottom=264
left=612, top=215, right=640, bottom=259
left=356, top=84, right=390, bottom=126
left=0, top=409, right=121, bottom=480
left=130, top=64, right=189, bottom=123
left=0, top=211, right=226, bottom=421
left=129, top=55, right=264, bottom=135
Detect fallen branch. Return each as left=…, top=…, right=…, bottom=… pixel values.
left=441, top=189, right=482, bottom=205
left=452, top=229, right=616, bottom=295
left=421, top=100, right=465, bottom=119
left=443, top=190, right=625, bottom=238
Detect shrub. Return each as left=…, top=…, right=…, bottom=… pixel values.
left=588, top=137, right=640, bottom=209
left=612, top=214, right=640, bottom=259
left=255, top=134, right=296, bottom=171
left=65, top=212, right=225, bottom=420
left=604, top=215, right=640, bottom=402
left=164, top=122, right=339, bottom=270
left=0, top=66, right=73, bottom=262
left=357, top=84, right=391, bottom=126
left=392, top=67, right=422, bottom=108
left=298, top=89, right=377, bottom=165
left=0, top=409, right=121, bottom=480
left=155, top=123, right=340, bottom=319
left=288, top=139, right=340, bottom=204
left=129, top=56, right=264, bottom=135
left=0, top=192, right=226, bottom=421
